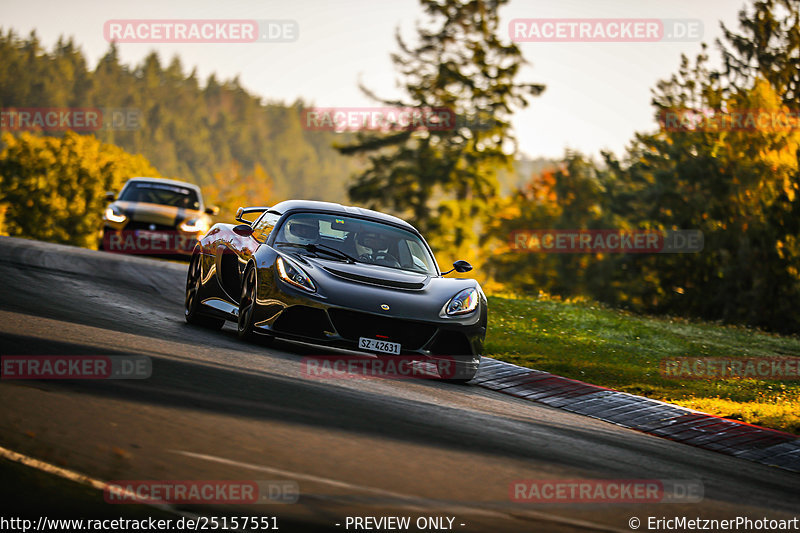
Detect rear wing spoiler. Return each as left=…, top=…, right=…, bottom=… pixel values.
left=235, top=206, right=271, bottom=224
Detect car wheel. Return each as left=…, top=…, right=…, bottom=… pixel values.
left=237, top=266, right=275, bottom=344
left=236, top=265, right=263, bottom=340
left=185, top=253, right=224, bottom=329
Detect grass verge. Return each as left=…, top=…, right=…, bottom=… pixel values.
left=485, top=294, right=800, bottom=435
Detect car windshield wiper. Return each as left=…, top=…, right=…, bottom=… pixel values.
left=309, top=243, right=361, bottom=264
left=274, top=241, right=358, bottom=263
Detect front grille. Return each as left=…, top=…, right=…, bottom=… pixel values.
left=327, top=308, right=436, bottom=350
left=272, top=306, right=333, bottom=339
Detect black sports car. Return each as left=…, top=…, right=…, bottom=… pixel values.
left=184, top=200, right=486, bottom=381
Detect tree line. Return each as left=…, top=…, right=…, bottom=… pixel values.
left=482, top=0, right=800, bottom=332
left=0, top=28, right=365, bottom=208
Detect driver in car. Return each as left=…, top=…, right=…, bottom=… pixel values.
left=284, top=219, right=321, bottom=246
left=355, top=232, right=400, bottom=268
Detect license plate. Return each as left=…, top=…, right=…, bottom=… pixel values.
left=358, top=337, right=401, bottom=355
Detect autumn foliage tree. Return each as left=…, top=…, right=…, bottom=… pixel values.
left=0, top=30, right=361, bottom=203
left=0, top=131, right=159, bottom=247
left=203, top=162, right=275, bottom=221
left=486, top=0, right=800, bottom=332
left=338, top=0, right=544, bottom=265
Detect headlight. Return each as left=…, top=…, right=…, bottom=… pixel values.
left=276, top=256, right=316, bottom=293
left=104, top=206, right=127, bottom=223
left=445, top=287, right=479, bottom=315
left=180, top=218, right=209, bottom=233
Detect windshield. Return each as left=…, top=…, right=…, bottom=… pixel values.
left=274, top=212, right=437, bottom=275
left=118, top=181, right=201, bottom=210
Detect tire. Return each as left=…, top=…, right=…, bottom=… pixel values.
left=185, top=252, right=224, bottom=329
left=237, top=265, right=268, bottom=342
left=236, top=266, right=275, bottom=345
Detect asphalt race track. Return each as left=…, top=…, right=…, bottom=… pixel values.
left=0, top=236, right=798, bottom=532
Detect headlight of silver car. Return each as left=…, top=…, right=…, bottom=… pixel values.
left=276, top=256, right=316, bottom=293
left=179, top=218, right=209, bottom=233
left=104, top=206, right=127, bottom=223
left=445, top=287, right=479, bottom=316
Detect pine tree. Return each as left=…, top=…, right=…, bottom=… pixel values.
left=338, top=0, right=543, bottom=259
left=718, top=0, right=800, bottom=105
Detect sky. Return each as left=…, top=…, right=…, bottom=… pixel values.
left=3, top=0, right=746, bottom=160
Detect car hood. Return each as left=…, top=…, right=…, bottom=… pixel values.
left=114, top=201, right=202, bottom=226
left=293, top=255, right=482, bottom=323
left=316, top=260, right=430, bottom=290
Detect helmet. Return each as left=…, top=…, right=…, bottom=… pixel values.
left=355, top=231, right=389, bottom=256
left=285, top=219, right=319, bottom=246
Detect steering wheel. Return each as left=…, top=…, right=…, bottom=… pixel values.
left=373, top=252, right=401, bottom=268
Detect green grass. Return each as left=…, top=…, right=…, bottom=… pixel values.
left=485, top=294, right=800, bottom=434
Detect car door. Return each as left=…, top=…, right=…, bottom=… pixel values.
left=213, top=211, right=279, bottom=302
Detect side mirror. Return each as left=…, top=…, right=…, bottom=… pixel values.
left=205, top=205, right=220, bottom=216
left=442, top=260, right=473, bottom=276
left=232, top=223, right=254, bottom=237
left=104, top=191, right=116, bottom=202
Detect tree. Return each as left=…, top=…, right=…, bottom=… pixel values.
left=204, top=162, right=275, bottom=221
left=0, top=131, right=159, bottom=248
left=0, top=31, right=365, bottom=204
left=484, top=152, right=612, bottom=297
left=338, top=0, right=544, bottom=261
left=718, top=0, right=800, bottom=105
left=483, top=4, right=800, bottom=332
left=594, top=47, right=800, bottom=330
